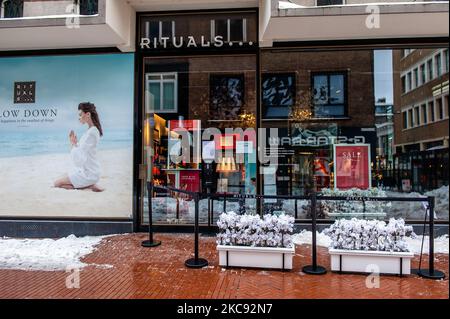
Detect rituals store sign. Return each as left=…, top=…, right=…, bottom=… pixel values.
left=139, top=11, right=257, bottom=51
left=14, top=82, right=36, bottom=104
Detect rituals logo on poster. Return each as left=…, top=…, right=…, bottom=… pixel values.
left=14, top=82, right=36, bottom=104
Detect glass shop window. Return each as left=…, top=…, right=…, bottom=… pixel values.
left=145, top=73, right=178, bottom=113
left=312, top=72, right=346, bottom=118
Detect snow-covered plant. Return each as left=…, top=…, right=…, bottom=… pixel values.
left=323, top=218, right=414, bottom=252
left=319, top=188, right=391, bottom=218
left=216, top=212, right=295, bottom=248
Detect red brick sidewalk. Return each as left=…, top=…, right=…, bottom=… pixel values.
left=0, top=233, right=448, bottom=299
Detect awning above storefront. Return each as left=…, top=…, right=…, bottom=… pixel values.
left=260, top=1, right=449, bottom=47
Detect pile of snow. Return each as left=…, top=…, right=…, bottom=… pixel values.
left=386, top=185, right=449, bottom=220
left=292, top=230, right=449, bottom=254
left=0, top=234, right=110, bottom=271
left=291, top=230, right=332, bottom=248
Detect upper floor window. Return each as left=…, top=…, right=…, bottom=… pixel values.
left=427, top=59, right=434, bottom=80
left=406, top=72, right=412, bottom=92
left=413, top=68, right=419, bottom=89
left=0, top=0, right=23, bottom=18
left=421, top=104, right=427, bottom=124
left=145, top=20, right=175, bottom=42
left=435, top=53, right=442, bottom=78
left=210, top=74, right=245, bottom=119
left=437, top=97, right=444, bottom=120
left=429, top=100, right=435, bottom=122
left=420, top=64, right=426, bottom=85
left=444, top=49, right=449, bottom=74
left=211, top=19, right=247, bottom=43
left=402, top=111, right=408, bottom=129
left=401, top=76, right=406, bottom=94
left=316, top=0, right=344, bottom=6
left=145, top=73, right=178, bottom=113
left=262, top=73, right=296, bottom=118
left=312, top=72, right=346, bottom=118
left=79, top=0, right=98, bottom=16
left=414, top=107, right=420, bottom=126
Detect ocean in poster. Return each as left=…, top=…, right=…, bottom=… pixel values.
left=0, top=129, right=133, bottom=158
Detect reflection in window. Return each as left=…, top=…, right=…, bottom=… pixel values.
left=420, top=64, right=426, bottom=84
left=422, top=104, right=427, bottom=124
left=437, top=97, right=444, bottom=120
left=1, top=0, right=23, bottom=18
left=427, top=59, right=434, bottom=80
left=262, top=73, right=295, bottom=118
left=445, top=49, right=449, bottom=73
left=403, top=111, right=408, bottom=129
left=401, top=76, right=406, bottom=94
left=408, top=109, right=413, bottom=127
left=210, top=74, right=244, bottom=119
left=415, top=107, right=420, bottom=126
left=429, top=100, right=435, bottom=122
left=406, top=72, right=412, bottom=92
left=436, top=53, right=442, bottom=77
left=312, top=73, right=346, bottom=117
left=145, top=73, right=177, bottom=113
left=413, top=68, right=419, bottom=88
left=316, top=0, right=344, bottom=6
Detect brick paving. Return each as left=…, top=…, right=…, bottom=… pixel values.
left=0, top=233, right=448, bottom=299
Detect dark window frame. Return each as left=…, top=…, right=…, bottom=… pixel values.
left=310, top=71, right=348, bottom=118
left=211, top=18, right=247, bottom=43
left=209, top=73, right=245, bottom=119
left=261, top=72, right=296, bottom=118
left=316, top=0, right=345, bottom=6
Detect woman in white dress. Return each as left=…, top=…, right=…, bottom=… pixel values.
left=54, top=102, right=104, bottom=192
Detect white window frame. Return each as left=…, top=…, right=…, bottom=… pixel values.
left=211, top=18, right=247, bottom=43
left=145, top=72, right=178, bottom=114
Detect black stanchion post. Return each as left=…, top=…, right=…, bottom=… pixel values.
left=302, top=191, right=327, bottom=275
left=418, top=196, right=445, bottom=279
left=223, top=193, right=227, bottom=214
left=141, top=182, right=161, bottom=248
left=185, top=193, right=208, bottom=268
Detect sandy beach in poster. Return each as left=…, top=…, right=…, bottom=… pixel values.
left=0, top=148, right=133, bottom=218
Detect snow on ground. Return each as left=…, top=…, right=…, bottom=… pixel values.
left=292, top=230, right=449, bottom=254
left=0, top=234, right=111, bottom=271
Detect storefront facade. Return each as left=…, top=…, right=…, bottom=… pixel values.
left=0, top=1, right=448, bottom=237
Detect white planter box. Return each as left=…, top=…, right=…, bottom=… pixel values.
left=217, top=245, right=295, bottom=270
left=329, top=249, right=414, bottom=275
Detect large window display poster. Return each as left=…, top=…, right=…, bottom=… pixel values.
left=0, top=54, right=134, bottom=218
left=333, top=144, right=371, bottom=190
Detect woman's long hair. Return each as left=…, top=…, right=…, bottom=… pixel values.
left=78, top=102, right=103, bottom=137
